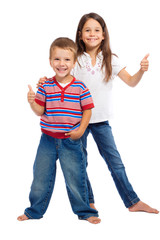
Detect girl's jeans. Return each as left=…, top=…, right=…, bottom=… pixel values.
left=81, top=121, right=140, bottom=208
left=25, top=133, right=98, bottom=220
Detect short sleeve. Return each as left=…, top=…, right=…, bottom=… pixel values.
left=80, top=85, right=94, bottom=111
left=35, top=85, right=46, bottom=107
left=111, top=55, right=126, bottom=79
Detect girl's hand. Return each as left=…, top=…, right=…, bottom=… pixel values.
left=28, top=85, right=36, bottom=104
left=65, top=130, right=84, bottom=140
left=140, top=54, right=149, bottom=72
left=37, top=76, right=47, bottom=88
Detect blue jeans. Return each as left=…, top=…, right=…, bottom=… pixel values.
left=25, top=133, right=98, bottom=220
left=81, top=121, right=140, bottom=208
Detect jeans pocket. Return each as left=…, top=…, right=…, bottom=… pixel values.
left=68, top=137, right=81, bottom=144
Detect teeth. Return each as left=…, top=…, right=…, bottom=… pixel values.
left=58, top=68, right=66, bottom=71
left=88, top=38, right=97, bottom=41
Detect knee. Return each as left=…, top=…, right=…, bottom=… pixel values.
left=109, top=161, right=125, bottom=172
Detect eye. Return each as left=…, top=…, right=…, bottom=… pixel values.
left=65, top=58, right=71, bottom=61
left=54, top=58, right=59, bottom=61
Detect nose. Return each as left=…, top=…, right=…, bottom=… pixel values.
left=90, top=30, right=95, bottom=36
left=59, top=60, right=65, bottom=65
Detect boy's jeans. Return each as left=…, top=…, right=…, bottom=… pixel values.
left=25, top=133, right=98, bottom=220
left=81, top=121, right=140, bottom=208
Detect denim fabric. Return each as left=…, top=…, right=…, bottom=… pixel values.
left=81, top=121, right=140, bottom=208
left=25, top=133, right=98, bottom=220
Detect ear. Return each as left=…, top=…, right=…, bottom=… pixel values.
left=49, top=58, right=52, bottom=67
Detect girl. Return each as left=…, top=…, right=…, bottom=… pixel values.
left=39, top=13, right=158, bottom=214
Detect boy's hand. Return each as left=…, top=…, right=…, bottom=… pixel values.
left=28, top=85, right=36, bottom=104
left=140, top=54, right=149, bottom=72
left=37, top=76, right=47, bottom=88
left=65, top=129, right=84, bottom=140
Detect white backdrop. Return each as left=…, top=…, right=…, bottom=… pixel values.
left=1, top=0, right=160, bottom=239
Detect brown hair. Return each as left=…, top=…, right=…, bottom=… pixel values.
left=49, top=37, right=77, bottom=62
left=75, top=12, right=112, bottom=82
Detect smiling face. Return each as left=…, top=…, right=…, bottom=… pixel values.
left=81, top=18, right=105, bottom=52
left=50, top=47, right=76, bottom=82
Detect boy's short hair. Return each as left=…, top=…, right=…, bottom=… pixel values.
left=49, top=37, right=77, bottom=62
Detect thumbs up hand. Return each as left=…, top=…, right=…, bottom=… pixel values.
left=28, top=85, right=36, bottom=104
left=140, top=54, right=149, bottom=72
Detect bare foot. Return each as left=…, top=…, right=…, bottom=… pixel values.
left=86, top=216, right=101, bottom=224
left=17, top=214, right=29, bottom=221
left=129, top=201, right=159, bottom=214
left=90, top=203, right=97, bottom=210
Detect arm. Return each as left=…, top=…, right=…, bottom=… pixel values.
left=65, top=109, right=92, bottom=140
left=28, top=85, right=45, bottom=116
left=118, top=54, right=149, bottom=87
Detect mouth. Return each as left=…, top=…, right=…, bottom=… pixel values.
left=57, top=67, right=67, bottom=73
left=87, top=38, right=98, bottom=42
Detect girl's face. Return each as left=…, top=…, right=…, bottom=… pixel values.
left=81, top=18, right=105, bottom=52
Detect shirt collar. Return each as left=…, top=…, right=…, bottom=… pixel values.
left=83, top=51, right=103, bottom=59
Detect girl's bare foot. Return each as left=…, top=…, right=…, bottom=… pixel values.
left=17, top=214, right=29, bottom=221
left=90, top=203, right=97, bottom=210
left=86, top=216, right=101, bottom=224
left=129, top=201, right=159, bottom=214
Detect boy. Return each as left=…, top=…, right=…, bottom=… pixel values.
left=17, top=37, right=101, bottom=224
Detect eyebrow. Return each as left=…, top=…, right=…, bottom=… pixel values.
left=84, top=26, right=101, bottom=30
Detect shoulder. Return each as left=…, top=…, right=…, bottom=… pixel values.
left=42, top=77, right=55, bottom=88
left=73, top=53, right=88, bottom=74
left=38, top=77, right=55, bottom=93
left=76, top=53, right=88, bottom=66
left=44, top=77, right=54, bottom=85
left=111, top=54, right=126, bottom=77
left=72, top=78, right=88, bottom=91
left=111, top=54, right=120, bottom=65
left=77, top=53, right=87, bottom=61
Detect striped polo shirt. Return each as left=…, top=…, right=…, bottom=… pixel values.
left=35, top=76, right=94, bottom=139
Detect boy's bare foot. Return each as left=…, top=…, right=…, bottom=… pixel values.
left=17, top=214, right=29, bottom=221
left=90, top=203, right=97, bottom=210
left=86, top=216, right=101, bottom=224
left=129, top=201, right=159, bottom=214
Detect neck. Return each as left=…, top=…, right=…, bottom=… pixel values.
left=86, top=45, right=102, bottom=58
left=86, top=47, right=101, bottom=67
left=55, top=75, right=73, bottom=84
left=86, top=48, right=98, bottom=58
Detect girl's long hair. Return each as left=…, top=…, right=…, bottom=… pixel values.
left=75, top=12, right=112, bottom=82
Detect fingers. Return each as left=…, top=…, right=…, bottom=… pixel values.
left=143, top=53, right=149, bottom=60
left=37, top=76, right=47, bottom=88
left=28, top=85, right=35, bottom=103
left=65, top=131, right=76, bottom=139
left=65, top=132, right=71, bottom=136
left=28, top=84, right=33, bottom=92
left=140, top=53, right=149, bottom=72
left=65, top=130, right=81, bottom=140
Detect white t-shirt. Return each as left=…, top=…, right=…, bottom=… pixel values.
left=57, top=81, right=69, bottom=88
left=72, top=52, right=125, bottom=123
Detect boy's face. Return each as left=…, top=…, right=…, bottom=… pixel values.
left=50, top=47, right=76, bottom=81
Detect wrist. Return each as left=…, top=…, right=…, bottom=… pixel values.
left=139, top=68, right=145, bottom=75
left=77, top=127, right=85, bottom=136
left=29, top=100, right=35, bottom=105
